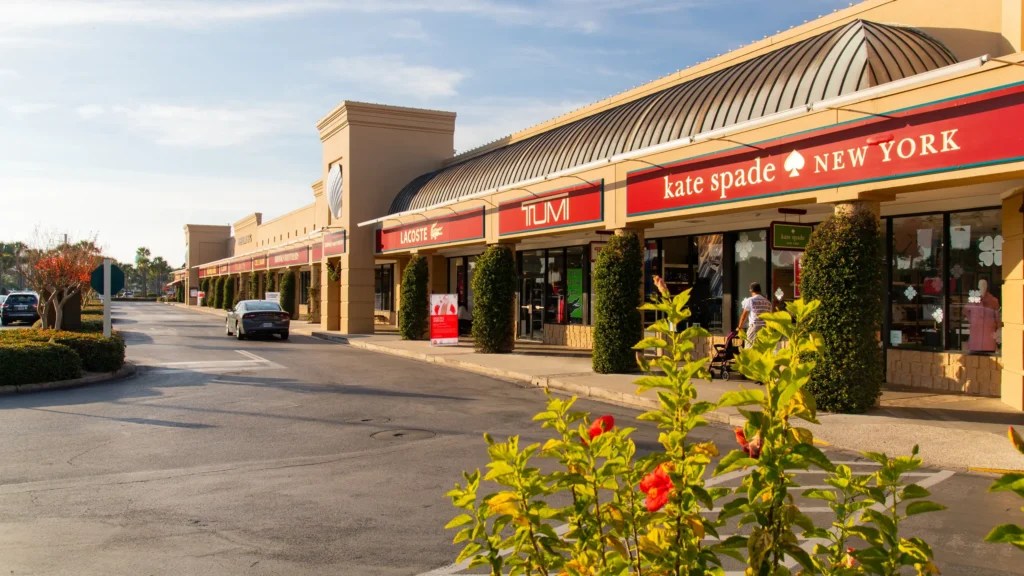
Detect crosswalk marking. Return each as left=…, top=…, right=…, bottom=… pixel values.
left=144, top=350, right=284, bottom=373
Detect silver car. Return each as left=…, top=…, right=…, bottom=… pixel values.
left=225, top=300, right=290, bottom=340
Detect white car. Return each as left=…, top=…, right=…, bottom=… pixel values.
left=0, top=295, right=6, bottom=306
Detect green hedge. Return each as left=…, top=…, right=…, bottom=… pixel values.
left=214, top=277, right=225, bottom=309
left=0, top=341, right=83, bottom=386
left=471, top=246, right=516, bottom=353
left=592, top=231, right=644, bottom=374
left=280, top=270, right=296, bottom=318
left=0, top=329, right=126, bottom=373
left=801, top=206, right=885, bottom=413
left=399, top=255, right=428, bottom=340
left=248, top=271, right=257, bottom=300
left=224, top=276, right=236, bottom=310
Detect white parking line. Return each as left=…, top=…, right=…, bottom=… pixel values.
left=145, top=350, right=284, bottom=373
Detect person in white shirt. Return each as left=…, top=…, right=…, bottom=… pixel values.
left=736, top=282, right=773, bottom=346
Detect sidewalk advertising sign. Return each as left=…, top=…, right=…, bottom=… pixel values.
left=197, top=290, right=206, bottom=307
left=265, top=291, right=281, bottom=304
left=429, top=293, right=459, bottom=346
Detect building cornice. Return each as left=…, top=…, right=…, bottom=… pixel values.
left=317, top=100, right=456, bottom=142
left=312, top=180, right=324, bottom=197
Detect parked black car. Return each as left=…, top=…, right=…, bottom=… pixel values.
left=225, top=300, right=290, bottom=340
left=1, top=292, right=40, bottom=326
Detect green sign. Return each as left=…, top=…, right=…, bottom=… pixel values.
left=91, top=264, right=125, bottom=295
left=771, top=223, right=813, bottom=251
left=568, top=268, right=583, bottom=320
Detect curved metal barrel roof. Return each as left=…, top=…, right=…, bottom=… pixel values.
left=388, top=20, right=957, bottom=215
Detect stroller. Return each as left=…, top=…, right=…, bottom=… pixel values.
left=709, top=331, right=744, bottom=380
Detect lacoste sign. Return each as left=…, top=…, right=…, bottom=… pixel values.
left=626, top=82, right=1024, bottom=217
left=376, top=207, right=485, bottom=253
left=499, top=180, right=603, bottom=237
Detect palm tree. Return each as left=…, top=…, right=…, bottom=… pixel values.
left=135, top=247, right=151, bottom=297
left=1, top=241, right=28, bottom=293
left=150, top=256, right=171, bottom=295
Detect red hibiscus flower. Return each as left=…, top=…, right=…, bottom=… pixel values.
left=639, top=464, right=673, bottom=512
left=842, top=547, right=857, bottom=569
left=588, top=415, right=615, bottom=441
left=734, top=427, right=763, bottom=459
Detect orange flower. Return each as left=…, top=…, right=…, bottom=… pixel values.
left=588, top=415, right=614, bottom=441
left=734, top=427, right=763, bottom=459
left=653, top=275, right=670, bottom=298
left=639, top=464, right=673, bottom=512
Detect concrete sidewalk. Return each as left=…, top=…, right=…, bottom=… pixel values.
left=168, top=302, right=1024, bottom=472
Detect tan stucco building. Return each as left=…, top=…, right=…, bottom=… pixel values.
left=185, top=0, right=1024, bottom=411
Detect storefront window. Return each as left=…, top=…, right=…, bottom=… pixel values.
left=771, top=250, right=800, bottom=306
left=519, top=250, right=546, bottom=340
left=546, top=250, right=567, bottom=324
left=733, top=230, right=768, bottom=326
left=449, top=257, right=465, bottom=307
left=947, top=210, right=1002, bottom=354
left=466, top=256, right=477, bottom=314
left=890, top=215, right=944, bottom=350
left=694, top=234, right=724, bottom=333
left=643, top=240, right=661, bottom=326
left=566, top=247, right=586, bottom=325
left=374, top=264, right=394, bottom=311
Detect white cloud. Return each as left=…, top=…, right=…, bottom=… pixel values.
left=103, top=103, right=302, bottom=148
left=0, top=0, right=699, bottom=33
left=76, top=104, right=105, bottom=119
left=453, top=97, right=591, bottom=153
left=319, top=55, right=465, bottom=99
left=0, top=68, right=17, bottom=77
left=389, top=18, right=429, bottom=40
left=4, top=103, right=55, bottom=116
left=0, top=165, right=308, bottom=264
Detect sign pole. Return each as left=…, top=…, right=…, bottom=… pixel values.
left=103, top=258, right=112, bottom=338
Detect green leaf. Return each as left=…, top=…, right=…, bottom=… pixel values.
left=900, top=484, right=931, bottom=500
left=455, top=542, right=483, bottom=563
left=632, top=337, right=668, bottom=350
left=788, top=443, right=835, bottom=472
left=802, top=488, right=837, bottom=502
left=717, top=389, right=765, bottom=408
left=445, top=514, right=474, bottom=529
left=861, top=509, right=897, bottom=546
left=848, top=525, right=883, bottom=546
left=1011, top=426, right=1024, bottom=455
left=714, top=449, right=759, bottom=475
left=988, top=473, right=1024, bottom=493
left=904, top=501, right=947, bottom=517
left=984, top=523, right=1024, bottom=545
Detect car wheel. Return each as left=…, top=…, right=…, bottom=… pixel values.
left=280, top=331, right=289, bottom=341
left=236, top=326, right=245, bottom=340
left=225, top=320, right=233, bottom=336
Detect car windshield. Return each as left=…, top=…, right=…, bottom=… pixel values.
left=244, top=302, right=282, bottom=312
left=6, top=295, right=37, bottom=305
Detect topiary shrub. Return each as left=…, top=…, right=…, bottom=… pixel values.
left=224, top=276, right=236, bottom=310
left=0, top=340, right=82, bottom=386
left=800, top=204, right=885, bottom=413
left=399, top=255, right=428, bottom=340
left=593, top=231, right=644, bottom=373
left=471, top=245, right=517, bottom=353
left=248, top=271, right=257, bottom=299
left=214, top=277, right=225, bottom=309
left=279, top=270, right=296, bottom=318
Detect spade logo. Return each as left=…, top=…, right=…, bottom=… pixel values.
left=784, top=150, right=805, bottom=177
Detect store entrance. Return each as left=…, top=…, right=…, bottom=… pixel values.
left=520, top=276, right=544, bottom=340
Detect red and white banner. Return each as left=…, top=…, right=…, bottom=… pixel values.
left=498, top=180, right=603, bottom=236
left=252, top=256, right=267, bottom=270
left=429, top=294, right=459, bottom=346
left=217, top=264, right=229, bottom=275
left=376, top=207, right=485, bottom=253
left=627, top=83, right=1024, bottom=217
left=229, top=259, right=252, bottom=273
left=268, top=246, right=308, bottom=268
left=322, top=230, right=347, bottom=257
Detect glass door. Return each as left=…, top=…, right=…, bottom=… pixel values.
left=520, top=277, right=544, bottom=340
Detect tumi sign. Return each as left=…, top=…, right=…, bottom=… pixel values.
left=376, top=207, right=485, bottom=253
left=322, top=230, right=347, bottom=257
left=499, top=180, right=603, bottom=237
left=269, top=246, right=308, bottom=268
left=627, top=82, right=1024, bottom=217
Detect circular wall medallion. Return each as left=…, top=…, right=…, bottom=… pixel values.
left=327, top=164, right=343, bottom=219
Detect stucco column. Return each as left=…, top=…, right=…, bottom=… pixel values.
left=427, top=253, right=448, bottom=296
left=1001, top=191, right=1024, bottom=411
left=321, top=258, right=340, bottom=331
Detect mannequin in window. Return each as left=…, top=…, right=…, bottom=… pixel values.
left=966, top=278, right=1000, bottom=353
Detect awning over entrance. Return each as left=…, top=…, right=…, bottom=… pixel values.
left=387, top=20, right=956, bottom=215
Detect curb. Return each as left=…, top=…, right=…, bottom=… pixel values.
left=309, top=331, right=748, bottom=427
left=0, top=361, right=137, bottom=396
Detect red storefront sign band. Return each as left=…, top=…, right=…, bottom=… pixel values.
left=322, top=230, right=347, bottom=257
left=268, top=246, right=308, bottom=268
left=376, top=207, right=485, bottom=253
left=498, top=180, right=603, bottom=236
left=627, top=82, right=1024, bottom=217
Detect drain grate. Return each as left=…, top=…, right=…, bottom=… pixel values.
left=344, top=417, right=391, bottom=425
left=370, top=429, right=435, bottom=441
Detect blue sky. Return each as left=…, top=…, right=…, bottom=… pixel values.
left=0, top=0, right=851, bottom=265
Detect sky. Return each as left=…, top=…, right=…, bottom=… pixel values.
left=0, top=0, right=852, bottom=266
